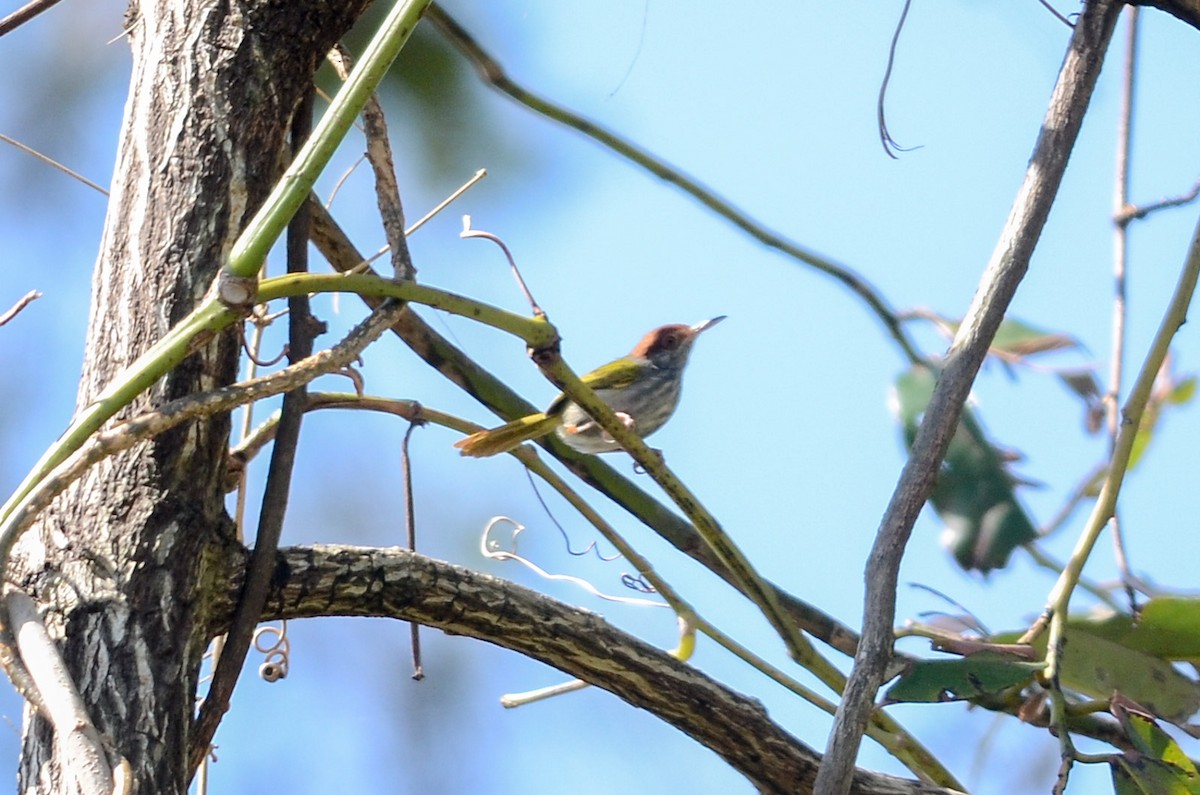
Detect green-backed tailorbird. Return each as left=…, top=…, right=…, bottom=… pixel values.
left=454, top=317, right=725, bottom=457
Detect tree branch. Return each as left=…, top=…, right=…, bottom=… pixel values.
left=8, top=591, right=113, bottom=795
left=815, top=3, right=1123, bottom=793
left=424, top=3, right=924, bottom=365
left=1131, top=0, right=1200, bottom=30
left=229, top=544, right=956, bottom=795
left=306, top=201, right=870, bottom=661
left=190, top=91, right=322, bottom=772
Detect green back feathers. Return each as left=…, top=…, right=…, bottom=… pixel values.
left=456, top=358, right=647, bottom=457
left=579, top=356, right=644, bottom=391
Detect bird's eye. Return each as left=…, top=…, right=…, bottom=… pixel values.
left=663, top=332, right=680, bottom=349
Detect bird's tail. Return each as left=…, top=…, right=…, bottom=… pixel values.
left=454, top=413, right=560, bottom=457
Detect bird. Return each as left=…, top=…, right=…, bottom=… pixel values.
left=454, top=317, right=725, bottom=457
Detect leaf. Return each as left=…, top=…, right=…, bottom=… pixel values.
left=1129, top=356, right=1194, bottom=471
left=1112, top=695, right=1199, bottom=775
left=993, top=623, right=1200, bottom=721
left=989, top=318, right=1079, bottom=357
left=883, top=652, right=1043, bottom=704
left=1112, top=756, right=1200, bottom=795
left=1058, top=368, right=1106, bottom=435
left=1075, top=597, right=1200, bottom=664
left=1109, top=696, right=1200, bottom=795
left=1169, top=376, right=1196, bottom=405
left=892, top=366, right=1039, bottom=571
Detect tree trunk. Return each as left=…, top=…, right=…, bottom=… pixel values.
left=14, top=1, right=372, bottom=791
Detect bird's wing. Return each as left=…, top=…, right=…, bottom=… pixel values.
left=546, top=358, right=642, bottom=414
left=579, top=357, right=642, bottom=391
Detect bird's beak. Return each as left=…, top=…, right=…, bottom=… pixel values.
left=691, top=316, right=727, bottom=335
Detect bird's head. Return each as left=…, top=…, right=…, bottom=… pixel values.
left=630, top=316, right=726, bottom=370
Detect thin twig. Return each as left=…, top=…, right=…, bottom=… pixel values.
left=1038, top=0, right=1076, bottom=27
left=0, top=290, right=41, bottom=326
left=0, top=0, right=65, bottom=38
left=1027, top=203, right=1200, bottom=790
left=1023, top=543, right=1122, bottom=611
left=329, top=44, right=415, bottom=279
left=425, top=3, right=923, bottom=365
left=0, top=133, right=108, bottom=195
left=815, top=4, right=1123, bottom=793
left=355, top=169, right=489, bottom=273
left=190, top=92, right=321, bottom=772
left=407, top=169, right=486, bottom=235
left=8, top=591, right=115, bottom=795
left=1037, top=461, right=1105, bottom=539
left=878, top=0, right=917, bottom=159
left=1116, top=176, right=1200, bottom=223
left=1108, top=6, right=1140, bottom=608
left=401, top=420, right=424, bottom=680
left=460, top=217, right=544, bottom=317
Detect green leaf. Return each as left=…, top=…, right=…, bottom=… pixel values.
left=1075, top=597, right=1200, bottom=663
left=1169, top=376, right=1197, bottom=405
left=883, top=652, right=1043, bottom=704
left=993, top=624, right=1200, bottom=722
left=1129, top=359, right=1194, bottom=471
left=1112, top=696, right=1199, bottom=777
left=893, top=365, right=1038, bottom=571
left=989, top=318, right=1079, bottom=357
left=1112, top=756, right=1200, bottom=795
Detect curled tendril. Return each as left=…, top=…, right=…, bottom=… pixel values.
left=239, top=325, right=289, bottom=367
left=523, top=469, right=619, bottom=562
left=459, top=215, right=543, bottom=317
left=253, top=621, right=291, bottom=682
left=620, top=573, right=657, bottom=595
left=481, top=517, right=665, bottom=609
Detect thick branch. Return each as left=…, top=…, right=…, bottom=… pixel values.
left=816, top=2, right=1123, bottom=793
left=306, top=201, right=868, bottom=660
left=1132, top=0, right=1200, bottom=29
left=228, top=544, right=954, bottom=795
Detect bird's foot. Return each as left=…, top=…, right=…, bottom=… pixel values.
left=598, top=412, right=637, bottom=443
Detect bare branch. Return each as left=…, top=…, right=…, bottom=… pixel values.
left=1130, top=0, right=1200, bottom=30
left=8, top=591, right=114, bottom=795
left=241, top=545, right=957, bottom=795
left=328, top=44, right=415, bottom=279
left=307, top=201, right=869, bottom=661
left=0, top=133, right=107, bottom=195
left=0, top=291, right=41, bottom=326
left=0, top=0, right=66, bottom=39
left=1116, top=176, right=1200, bottom=223
left=816, top=3, right=1124, bottom=793
left=425, top=3, right=924, bottom=365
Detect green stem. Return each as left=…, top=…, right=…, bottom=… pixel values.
left=1044, top=211, right=1200, bottom=625
left=1, top=272, right=545, bottom=531
left=225, top=0, right=433, bottom=277
left=0, top=300, right=233, bottom=526
left=1031, top=208, right=1200, bottom=733
left=426, top=4, right=923, bottom=366
left=537, top=356, right=842, bottom=687
left=258, top=273, right=556, bottom=346
left=307, top=393, right=960, bottom=790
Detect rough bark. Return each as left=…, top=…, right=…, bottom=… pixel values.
left=213, top=544, right=955, bottom=795
left=13, top=1, right=373, bottom=791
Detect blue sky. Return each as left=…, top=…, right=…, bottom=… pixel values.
left=2, top=2, right=1199, bottom=793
